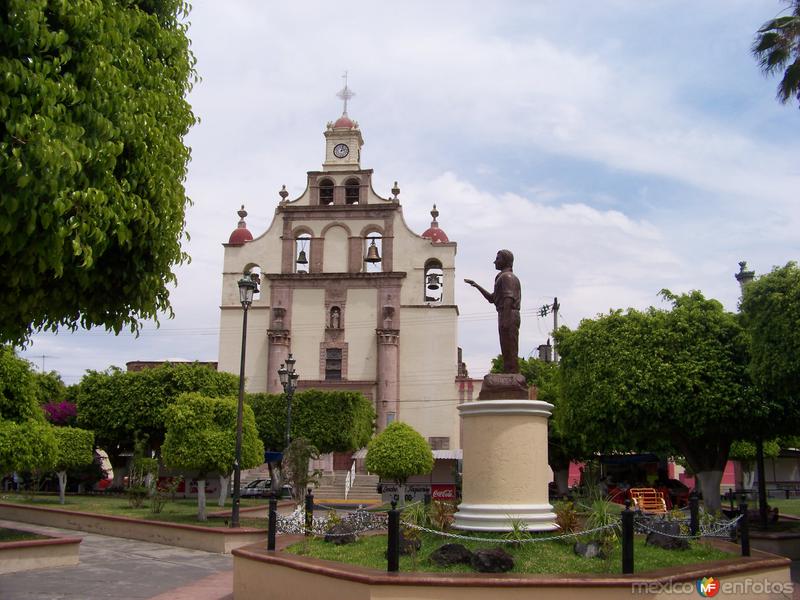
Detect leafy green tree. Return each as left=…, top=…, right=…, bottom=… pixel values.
left=248, top=390, right=375, bottom=452
left=32, top=371, right=67, bottom=405
left=282, top=437, right=321, bottom=506
left=77, top=363, right=239, bottom=470
left=491, top=355, right=588, bottom=495
left=247, top=390, right=375, bottom=493
left=555, top=291, right=754, bottom=511
left=752, top=1, right=800, bottom=109
left=740, top=262, right=800, bottom=430
left=0, top=419, right=58, bottom=477
left=365, top=422, right=433, bottom=504
left=161, top=393, right=263, bottom=521
left=0, top=346, right=59, bottom=483
left=52, top=427, right=94, bottom=504
left=0, top=0, right=198, bottom=345
left=729, top=439, right=782, bottom=490
left=0, top=346, right=41, bottom=422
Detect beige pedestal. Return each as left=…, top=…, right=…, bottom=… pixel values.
left=454, top=399, right=557, bottom=532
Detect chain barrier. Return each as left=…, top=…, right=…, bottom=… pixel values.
left=633, top=514, right=742, bottom=540
left=399, top=521, right=620, bottom=544
left=276, top=506, right=386, bottom=537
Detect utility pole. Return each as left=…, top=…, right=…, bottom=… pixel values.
left=538, top=297, right=561, bottom=363
left=37, top=354, right=53, bottom=372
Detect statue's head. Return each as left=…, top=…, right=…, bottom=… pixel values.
left=494, top=249, right=514, bottom=270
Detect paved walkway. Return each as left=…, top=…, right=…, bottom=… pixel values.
left=3, top=518, right=800, bottom=599
left=0, top=520, right=233, bottom=600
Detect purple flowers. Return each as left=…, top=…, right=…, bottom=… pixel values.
left=43, top=401, right=78, bottom=426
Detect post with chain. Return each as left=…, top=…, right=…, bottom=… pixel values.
left=689, top=491, right=700, bottom=537
left=305, top=488, right=314, bottom=537
left=387, top=500, right=400, bottom=572
left=621, top=499, right=634, bottom=574
left=267, top=494, right=277, bottom=550
left=739, top=501, right=750, bottom=557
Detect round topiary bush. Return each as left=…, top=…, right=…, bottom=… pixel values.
left=365, top=421, right=434, bottom=486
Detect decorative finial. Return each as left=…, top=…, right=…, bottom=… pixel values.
left=237, top=205, right=247, bottom=226
left=279, top=185, right=288, bottom=202
left=336, top=71, right=355, bottom=116
left=391, top=181, right=400, bottom=200
left=430, top=204, right=439, bottom=225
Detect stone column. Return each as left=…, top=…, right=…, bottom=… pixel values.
left=454, top=399, right=557, bottom=532
left=376, top=329, right=399, bottom=432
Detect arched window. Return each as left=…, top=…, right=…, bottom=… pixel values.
left=295, top=233, right=311, bottom=273
left=319, top=179, right=334, bottom=205
left=344, top=178, right=360, bottom=205
left=424, top=259, right=443, bottom=303
left=364, top=234, right=383, bottom=273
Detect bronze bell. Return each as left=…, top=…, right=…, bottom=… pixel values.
left=296, top=249, right=308, bottom=265
left=426, top=273, right=440, bottom=290
left=364, top=239, right=381, bottom=263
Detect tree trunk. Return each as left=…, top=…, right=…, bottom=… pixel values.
left=218, top=473, right=230, bottom=507
left=672, top=434, right=730, bottom=514
left=743, top=470, right=755, bottom=490
left=553, top=467, right=570, bottom=496
left=197, top=478, right=207, bottom=521
left=57, top=471, right=67, bottom=505
left=267, top=462, right=282, bottom=496
left=695, top=470, right=724, bottom=513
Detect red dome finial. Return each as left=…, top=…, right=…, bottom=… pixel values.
left=228, top=205, right=253, bottom=245
left=421, top=204, right=449, bottom=243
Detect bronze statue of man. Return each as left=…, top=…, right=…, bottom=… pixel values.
left=465, top=249, right=521, bottom=373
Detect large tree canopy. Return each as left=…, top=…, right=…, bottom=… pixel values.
left=0, top=0, right=198, bottom=345
left=740, top=261, right=800, bottom=434
left=555, top=290, right=754, bottom=511
left=752, top=0, right=800, bottom=109
left=247, top=389, right=375, bottom=453
left=0, top=345, right=41, bottom=422
left=77, top=363, right=238, bottom=455
left=161, top=392, right=263, bottom=520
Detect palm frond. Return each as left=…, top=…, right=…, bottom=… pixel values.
left=778, top=59, right=800, bottom=103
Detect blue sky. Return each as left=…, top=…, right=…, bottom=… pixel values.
left=20, top=0, right=800, bottom=383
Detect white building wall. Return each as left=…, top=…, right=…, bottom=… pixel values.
left=345, top=288, right=378, bottom=380
left=292, top=289, right=326, bottom=378
left=399, top=306, right=460, bottom=445
left=323, top=225, right=348, bottom=272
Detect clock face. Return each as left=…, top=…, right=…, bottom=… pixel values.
left=333, top=143, right=350, bottom=158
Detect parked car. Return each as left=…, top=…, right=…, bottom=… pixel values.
left=241, top=479, right=270, bottom=498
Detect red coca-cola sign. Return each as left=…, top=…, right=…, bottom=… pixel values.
left=431, top=484, right=456, bottom=500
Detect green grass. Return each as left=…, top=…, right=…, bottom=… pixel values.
left=0, top=493, right=268, bottom=529
left=768, top=498, right=800, bottom=518
left=0, top=527, right=47, bottom=542
left=285, top=531, right=734, bottom=575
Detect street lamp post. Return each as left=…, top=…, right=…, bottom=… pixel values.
left=278, top=354, right=299, bottom=449
left=231, top=273, right=258, bottom=529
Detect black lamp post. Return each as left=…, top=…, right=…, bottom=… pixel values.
left=231, top=273, right=258, bottom=528
left=278, top=354, right=299, bottom=450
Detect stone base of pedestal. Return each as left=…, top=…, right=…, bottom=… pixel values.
left=454, top=399, right=557, bottom=532
left=453, top=503, right=558, bottom=532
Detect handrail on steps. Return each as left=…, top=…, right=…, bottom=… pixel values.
left=344, top=459, right=356, bottom=500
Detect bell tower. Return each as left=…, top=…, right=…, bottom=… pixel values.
left=323, top=73, right=364, bottom=171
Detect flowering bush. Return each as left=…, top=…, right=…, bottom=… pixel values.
left=42, top=401, right=78, bottom=426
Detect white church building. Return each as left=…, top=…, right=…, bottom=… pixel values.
left=217, top=92, right=478, bottom=470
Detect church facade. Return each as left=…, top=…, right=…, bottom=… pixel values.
left=217, top=103, right=476, bottom=458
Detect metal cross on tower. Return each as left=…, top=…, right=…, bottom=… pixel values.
left=336, top=71, right=355, bottom=115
